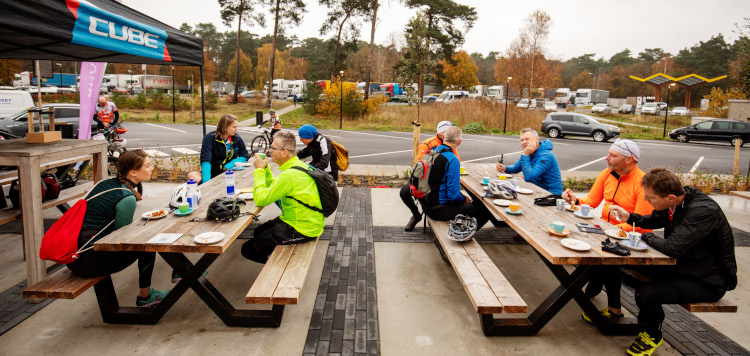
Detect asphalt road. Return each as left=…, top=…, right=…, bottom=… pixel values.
left=122, top=122, right=750, bottom=175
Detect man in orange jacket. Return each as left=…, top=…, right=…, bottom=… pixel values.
left=402, top=121, right=458, bottom=231
left=562, top=139, right=653, bottom=233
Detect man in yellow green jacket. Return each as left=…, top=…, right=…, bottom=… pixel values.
left=241, top=131, right=324, bottom=263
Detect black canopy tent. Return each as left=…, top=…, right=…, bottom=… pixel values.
left=0, top=0, right=208, bottom=134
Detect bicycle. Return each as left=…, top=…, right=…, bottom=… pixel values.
left=250, top=127, right=273, bottom=155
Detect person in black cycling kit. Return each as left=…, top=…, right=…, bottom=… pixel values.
left=93, top=96, right=119, bottom=130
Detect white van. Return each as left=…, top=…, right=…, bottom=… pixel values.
left=0, top=90, right=35, bottom=119
left=435, top=90, right=469, bottom=103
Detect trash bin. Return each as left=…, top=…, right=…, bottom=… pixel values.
left=256, top=111, right=263, bottom=126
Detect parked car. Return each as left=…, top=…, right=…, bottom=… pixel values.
left=111, top=87, right=128, bottom=94
left=516, top=98, right=529, bottom=108
left=541, top=112, right=620, bottom=142
left=618, top=104, right=635, bottom=114
left=591, top=103, right=612, bottom=113
left=391, top=94, right=408, bottom=103
left=543, top=101, right=558, bottom=111
left=422, top=95, right=437, bottom=104
left=0, top=104, right=82, bottom=139
left=669, top=119, right=750, bottom=147
left=641, top=102, right=661, bottom=115
left=671, top=106, right=690, bottom=116
left=656, top=102, right=668, bottom=111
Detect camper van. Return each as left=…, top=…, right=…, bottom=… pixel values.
left=435, top=90, right=469, bottom=104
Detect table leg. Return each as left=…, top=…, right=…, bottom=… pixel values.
left=18, top=156, right=45, bottom=303
left=92, top=151, right=107, bottom=182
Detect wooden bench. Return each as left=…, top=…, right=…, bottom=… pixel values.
left=622, top=269, right=737, bottom=313
left=23, top=267, right=105, bottom=299
left=0, top=181, right=94, bottom=227
left=0, top=154, right=92, bottom=186
left=427, top=217, right=528, bottom=315
left=246, top=237, right=319, bottom=305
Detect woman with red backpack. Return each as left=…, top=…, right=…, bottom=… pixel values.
left=66, top=149, right=170, bottom=307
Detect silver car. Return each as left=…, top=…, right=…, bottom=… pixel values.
left=0, top=104, right=82, bottom=139
left=641, top=102, right=660, bottom=115
left=591, top=103, right=611, bottom=113
left=541, top=112, right=620, bottom=142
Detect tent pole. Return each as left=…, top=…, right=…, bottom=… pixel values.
left=200, top=65, right=206, bottom=136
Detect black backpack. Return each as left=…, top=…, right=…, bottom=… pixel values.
left=288, top=165, right=339, bottom=217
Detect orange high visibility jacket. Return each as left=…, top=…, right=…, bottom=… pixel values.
left=417, top=135, right=460, bottom=161
left=577, top=167, right=653, bottom=233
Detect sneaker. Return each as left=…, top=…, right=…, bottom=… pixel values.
left=581, top=307, right=624, bottom=325
left=172, top=270, right=208, bottom=283
left=136, top=288, right=170, bottom=307
left=404, top=215, right=421, bottom=232
left=627, top=331, right=663, bottom=356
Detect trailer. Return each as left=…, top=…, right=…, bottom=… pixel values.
left=555, top=88, right=574, bottom=107
left=140, top=75, right=187, bottom=91
left=209, top=81, right=234, bottom=94
left=286, top=80, right=306, bottom=96
left=15, top=71, right=79, bottom=87
left=469, top=85, right=490, bottom=99
left=487, top=85, right=505, bottom=101
left=575, top=89, right=609, bottom=106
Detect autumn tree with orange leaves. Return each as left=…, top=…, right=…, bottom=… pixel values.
left=254, top=43, right=308, bottom=89
left=439, top=50, right=479, bottom=90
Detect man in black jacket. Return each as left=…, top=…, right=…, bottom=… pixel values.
left=609, top=168, right=737, bottom=356
left=297, top=124, right=338, bottom=180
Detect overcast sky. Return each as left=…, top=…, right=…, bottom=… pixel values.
left=126, top=0, right=750, bottom=61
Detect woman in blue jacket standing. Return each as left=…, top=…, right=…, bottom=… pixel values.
left=497, top=128, right=563, bottom=195
left=199, top=113, right=251, bottom=183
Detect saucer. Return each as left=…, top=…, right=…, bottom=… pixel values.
left=548, top=228, right=569, bottom=237
left=481, top=181, right=490, bottom=185
left=564, top=203, right=581, bottom=212
left=605, top=229, right=628, bottom=240
left=460, top=171, right=469, bottom=175
left=174, top=209, right=194, bottom=217
left=574, top=211, right=595, bottom=219
left=505, top=207, right=522, bottom=215
left=493, top=199, right=512, bottom=207
left=621, top=239, right=648, bottom=251
left=194, top=232, right=226, bottom=245
left=238, top=192, right=253, bottom=200
left=560, top=238, right=591, bottom=251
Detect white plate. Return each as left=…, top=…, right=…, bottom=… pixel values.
left=564, top=203, right=581, bottom=212
left=516, top=187, right=533, bottom=194
left=194, top=232, right=226, bottom=245
left=493, top=199, right=512, bottom=207
left=238, top=192, right=253, bottom=200
left=621, top=239, right=648, bottom=251
left=460, top=171, right=469, bottom=175
left=574, top=211, right=595, bottom=219
left=142, top=209, right=169, bottom=219
left=605, top=229, right=628, bottom=240
left=560, top=238, right=591, bottom=252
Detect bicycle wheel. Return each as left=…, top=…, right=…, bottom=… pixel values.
left=251, top=135, right=269, bottom=154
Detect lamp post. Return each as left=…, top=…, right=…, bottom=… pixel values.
left=171, top=65, right=176, bottom=123
left=663, top=83, right=675, bottom=138
left=503, top=77, right=512, bottom=133
left=56, top=63, right=62, bottom=87
left=339, top=70, right=344, bottom=130
left=127, top=69, right=132, bottom=95
left=589, top=72, right=595, bottom=89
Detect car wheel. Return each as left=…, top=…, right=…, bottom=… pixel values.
left=676, top=134, right=689, bottom=143
left=731, top=137, right=744, bottom=147
left=592, top=131, right=606, bottom=142
left=548, top=128, right=561, bottom=138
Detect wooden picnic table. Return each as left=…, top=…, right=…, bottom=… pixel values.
left=460, top=163, right=676, bottom=336
left=0, top=138, right=107, bottom=296
left=93, top=167, right=278, bottom=327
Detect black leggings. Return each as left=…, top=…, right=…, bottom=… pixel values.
left=241, top=217, right=316, bottom=264
left=67, top=228, right=155, bottom=288
left=425, top=199, right=491, bottom=230
left=399, top=184, right=421, bottom=218
left=586, top=266, right=725, bottom=335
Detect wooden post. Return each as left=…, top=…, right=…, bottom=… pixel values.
left=48, top=107, right=55, bottom=133
left=734, top=140, right=741, bottom=176
left=18, top=155, right=46, bottom=303
left=27, top=110, right=34, bottom=133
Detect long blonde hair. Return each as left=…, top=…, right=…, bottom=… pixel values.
left=215, top=113, right=238, bottom=138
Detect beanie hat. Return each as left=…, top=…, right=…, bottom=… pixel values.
left=609, top=139, right=641, bottom=161
left=298, top=124, right=317, bottom=139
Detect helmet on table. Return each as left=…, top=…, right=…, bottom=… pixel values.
left=169, top=183, right=201, bottom=208
left=448, top=214, right=478, bottom=242
left=206, top=197, right=244, bottom=221
left=488, top=179, right=517, bottom=200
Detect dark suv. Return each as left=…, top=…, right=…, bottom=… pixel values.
left=541, top=112, right=620, bottom=142
left=669, top=119, right=750, bottom=147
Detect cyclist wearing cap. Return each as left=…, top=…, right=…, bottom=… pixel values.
left=93, top=96, right=119, bottom=130
left=258, top=109, right=281, bottom=139
left=401, top=121, right=461, bottom=231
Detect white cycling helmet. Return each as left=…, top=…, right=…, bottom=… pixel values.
left=170, top=183, right=201, bottom=208
left=488, top=179, right=517, bottom=200
left=448, top=214, right=478, bottom=242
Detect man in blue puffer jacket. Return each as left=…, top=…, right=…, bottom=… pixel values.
left=497, top=128, right=563, bottom=195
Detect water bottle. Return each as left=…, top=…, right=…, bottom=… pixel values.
left=225, top=171, right=235, bottom=198
left=186, top=179, right=197, bottom=210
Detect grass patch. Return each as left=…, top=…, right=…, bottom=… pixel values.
left=119, top=98, right=291, bottom=125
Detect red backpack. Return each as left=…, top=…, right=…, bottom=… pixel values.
left=39, top=184, right=129, bottom=264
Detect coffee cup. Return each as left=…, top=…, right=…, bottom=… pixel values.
left=460, top=166, right=466, bottom=174
left=482, top=176, right=491, bottom=184
left=556, top=199, right=565, bottom=211
left=509, top=203, right=521, bottom=213
left=628, top=231, right=642, bottom=247
left=178, top=203, right=190, bottom=213
left=580, top=204, right=591, bottom=216
left=256, top=152, right=266, bottom=160
left=550, top=221, right=565, bottom=234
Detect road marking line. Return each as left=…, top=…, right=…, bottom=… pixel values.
left=139, top=144, right=201, bottom=150
left=172, top=147, right=200, bottom=155
left=329, top=130, right=412, bottom=140
left=462, top=151, right=523, bottom=163
left=349, top=149, right=413, bottom=159
left=689, top=156, right=704, bottom=173
left=633, top=141, right=711, bottom=150
left=569, top=156, right=607, bottom=171
left=143, top=149, right=170, bottom=157
left=146, top=123, right=186, bottom=133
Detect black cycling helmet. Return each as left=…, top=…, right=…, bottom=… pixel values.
left=206, top=197, right=245, bottom=221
